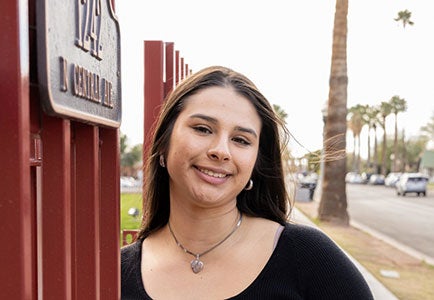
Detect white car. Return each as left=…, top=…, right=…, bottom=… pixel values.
left=385, top=172, right=402, bottom=187
left=395, top=173, right=428, bottom=196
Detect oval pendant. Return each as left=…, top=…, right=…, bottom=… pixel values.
left=191, top=258, right=204, bottom=273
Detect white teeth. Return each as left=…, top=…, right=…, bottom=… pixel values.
left=198, top=168, right=227, bottom=178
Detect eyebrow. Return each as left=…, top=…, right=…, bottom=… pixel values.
left=189, top=113, right=258, bottom=138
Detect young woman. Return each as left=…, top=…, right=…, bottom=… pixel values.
left=121, top=66, right=373, bottom=299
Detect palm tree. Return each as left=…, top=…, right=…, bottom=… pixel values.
left=348, top=105, right=366, bottom=172
left=372, top=116, right=380, bottom=173
left=379, top=101, right=392, bottom=175
left=273, top=104, right=292, bottom=175
left=389, top=95, right=407, bottom=171
left=120, top=132, right=128, bottom=155
left=394, top=10, right=414, bottom=28
left=273, top=104, right=288, bottom=123
left=318, top=0, right=349, bottom=225
left=420, top=111, right=434, bottom=141
left=364, top=105, right=380, bottom=171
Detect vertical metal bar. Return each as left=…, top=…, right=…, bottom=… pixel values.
left=165, top=42, right=174, bottom=98
left=70, top=126, right=78, bottom=300
left=29, top=0, right=40, bottom=291
left=40, top=117, right=72, bottom=299
left=73, top=124, right=101, bottom=299
left=143, top=40, right=164, bottom=156
left=175, top=50, right=180, bottom=85
left=0, top=0, right=33, bottom=298
left=99, top=128, right=120, bottom=299
left=180, top=57, right=185, bottom=80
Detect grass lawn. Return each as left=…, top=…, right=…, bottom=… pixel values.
left=120, top=193, right=142, bottom=231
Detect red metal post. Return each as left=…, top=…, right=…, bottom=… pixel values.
left=73, top=124, right=101, bottom=299
left=99, top=127, right=121, bottom=299
left=165, top=42, right=175, bottom=98
left=175, top=50, right=180, bottom=85
left=0, top=0, right=34, bottom=299
left=143, top=41, right=164, bottom=156
left=180, top=57, right=185, bottom=80
left=41, top=117, right=73, bottom=299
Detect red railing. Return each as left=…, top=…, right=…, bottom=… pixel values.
left=121, top=41, right=191, bottom=248
left=143, top=40, right=192, bottom=158
left=0, top=1, right=191, bottom=298
left=1, top=0, right=120, bottom=299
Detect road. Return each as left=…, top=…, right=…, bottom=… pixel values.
left=346, top=183, right=434, bottom=261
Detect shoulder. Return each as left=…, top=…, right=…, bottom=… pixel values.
left=121, top=240, right=142, bottom=282
left=121, top=239, right=142, bottom=261
left=276, top=222, right=374, bottom=299
left=281, top=222, right=336, bottom=247
left=278, top=222, right=352, bottom=266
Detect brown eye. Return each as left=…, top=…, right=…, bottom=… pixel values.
left=193, top=126, right=212, bottom=134
left=232, top=137, right=251, bottom=146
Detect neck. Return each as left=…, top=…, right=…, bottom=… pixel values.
left=167, top=204, right=240, bottom=254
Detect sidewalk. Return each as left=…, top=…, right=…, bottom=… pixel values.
left=291, top=206, right=398, bottom=300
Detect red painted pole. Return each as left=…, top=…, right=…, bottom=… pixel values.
left=165, top=42, right=175, bottom=98
left=180, top=57, right=185, bottom=81
left=73, top=124, right=101, bottom=299
left=185, top=63, right=190, bottom=78
left=41, top=117, right=73, bottom=299
left=143, top=41, right=164, bottom=157
left=175, top=50, right=180, bottom=85
left=0, top=0, right=34, bottom=298
left=99, top=127, right=121, bottom=299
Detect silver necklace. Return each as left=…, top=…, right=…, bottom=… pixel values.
left=168, top=213, right=242, bottom=274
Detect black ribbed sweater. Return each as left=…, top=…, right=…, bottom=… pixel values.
left=121, top=223, right=374, bottom=299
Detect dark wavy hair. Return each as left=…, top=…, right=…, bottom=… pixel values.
left=136, top=66, right=291, bottom=240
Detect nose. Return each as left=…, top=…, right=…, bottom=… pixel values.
left=207, top=136, right=231, bottom=161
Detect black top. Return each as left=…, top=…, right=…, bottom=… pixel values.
left=121, top=223, right=374, bottom=299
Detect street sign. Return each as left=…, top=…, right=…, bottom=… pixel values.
left=37, top=0, right=122, bottom=128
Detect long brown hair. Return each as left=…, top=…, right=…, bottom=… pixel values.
left=136, top=66, right=291, bottom=240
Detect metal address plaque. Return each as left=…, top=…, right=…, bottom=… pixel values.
left=37, top=0, right=122, bottom=128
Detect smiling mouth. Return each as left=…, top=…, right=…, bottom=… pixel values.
left=196, top=167, right=229, bottom=178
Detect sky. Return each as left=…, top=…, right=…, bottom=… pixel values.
left=116, top=1, right=434, bottom=158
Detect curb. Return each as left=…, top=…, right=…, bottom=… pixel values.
left=350, top=220, right=434, bottom=267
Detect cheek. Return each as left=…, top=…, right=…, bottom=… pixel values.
left=237, top=150, right=259, bottom=174
left=167, top=139, right=197, bottom=168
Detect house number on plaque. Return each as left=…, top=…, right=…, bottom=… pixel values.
left=75, top=0, right=103, bottom=60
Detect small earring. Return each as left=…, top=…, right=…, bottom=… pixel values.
left=159, top=155, right=165, bottom=168
left=244, top=179, right=253, bottom=191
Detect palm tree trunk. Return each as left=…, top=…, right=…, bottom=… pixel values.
left=373, top=126, right=378, bottom=173
left=401, top=130, right=406, bottom=172
left=352, top=133, right=357, bottom=171
left=318, top=0, right=349, bottom=225
left=367, top=125, right=372, bottom=169
left=382, top=119, right=387, bottom=175
left=356, top=134, right=361, bottom=172
left=393, top=112, right=398, bottom=172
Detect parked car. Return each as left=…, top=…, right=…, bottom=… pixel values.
left=384, top=172, right=402, bottom=187
left=395, top=173, right=429, bottom=196
left=345, top=172, right=364, bottom=184
left=298, top=173, right=318, bottom=200
left=361, top=172, right=373, bottom=184
left=368, top=174, right=385, bottom=185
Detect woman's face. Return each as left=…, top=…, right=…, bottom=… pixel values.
left=166, top=86, right=262, bottom=210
